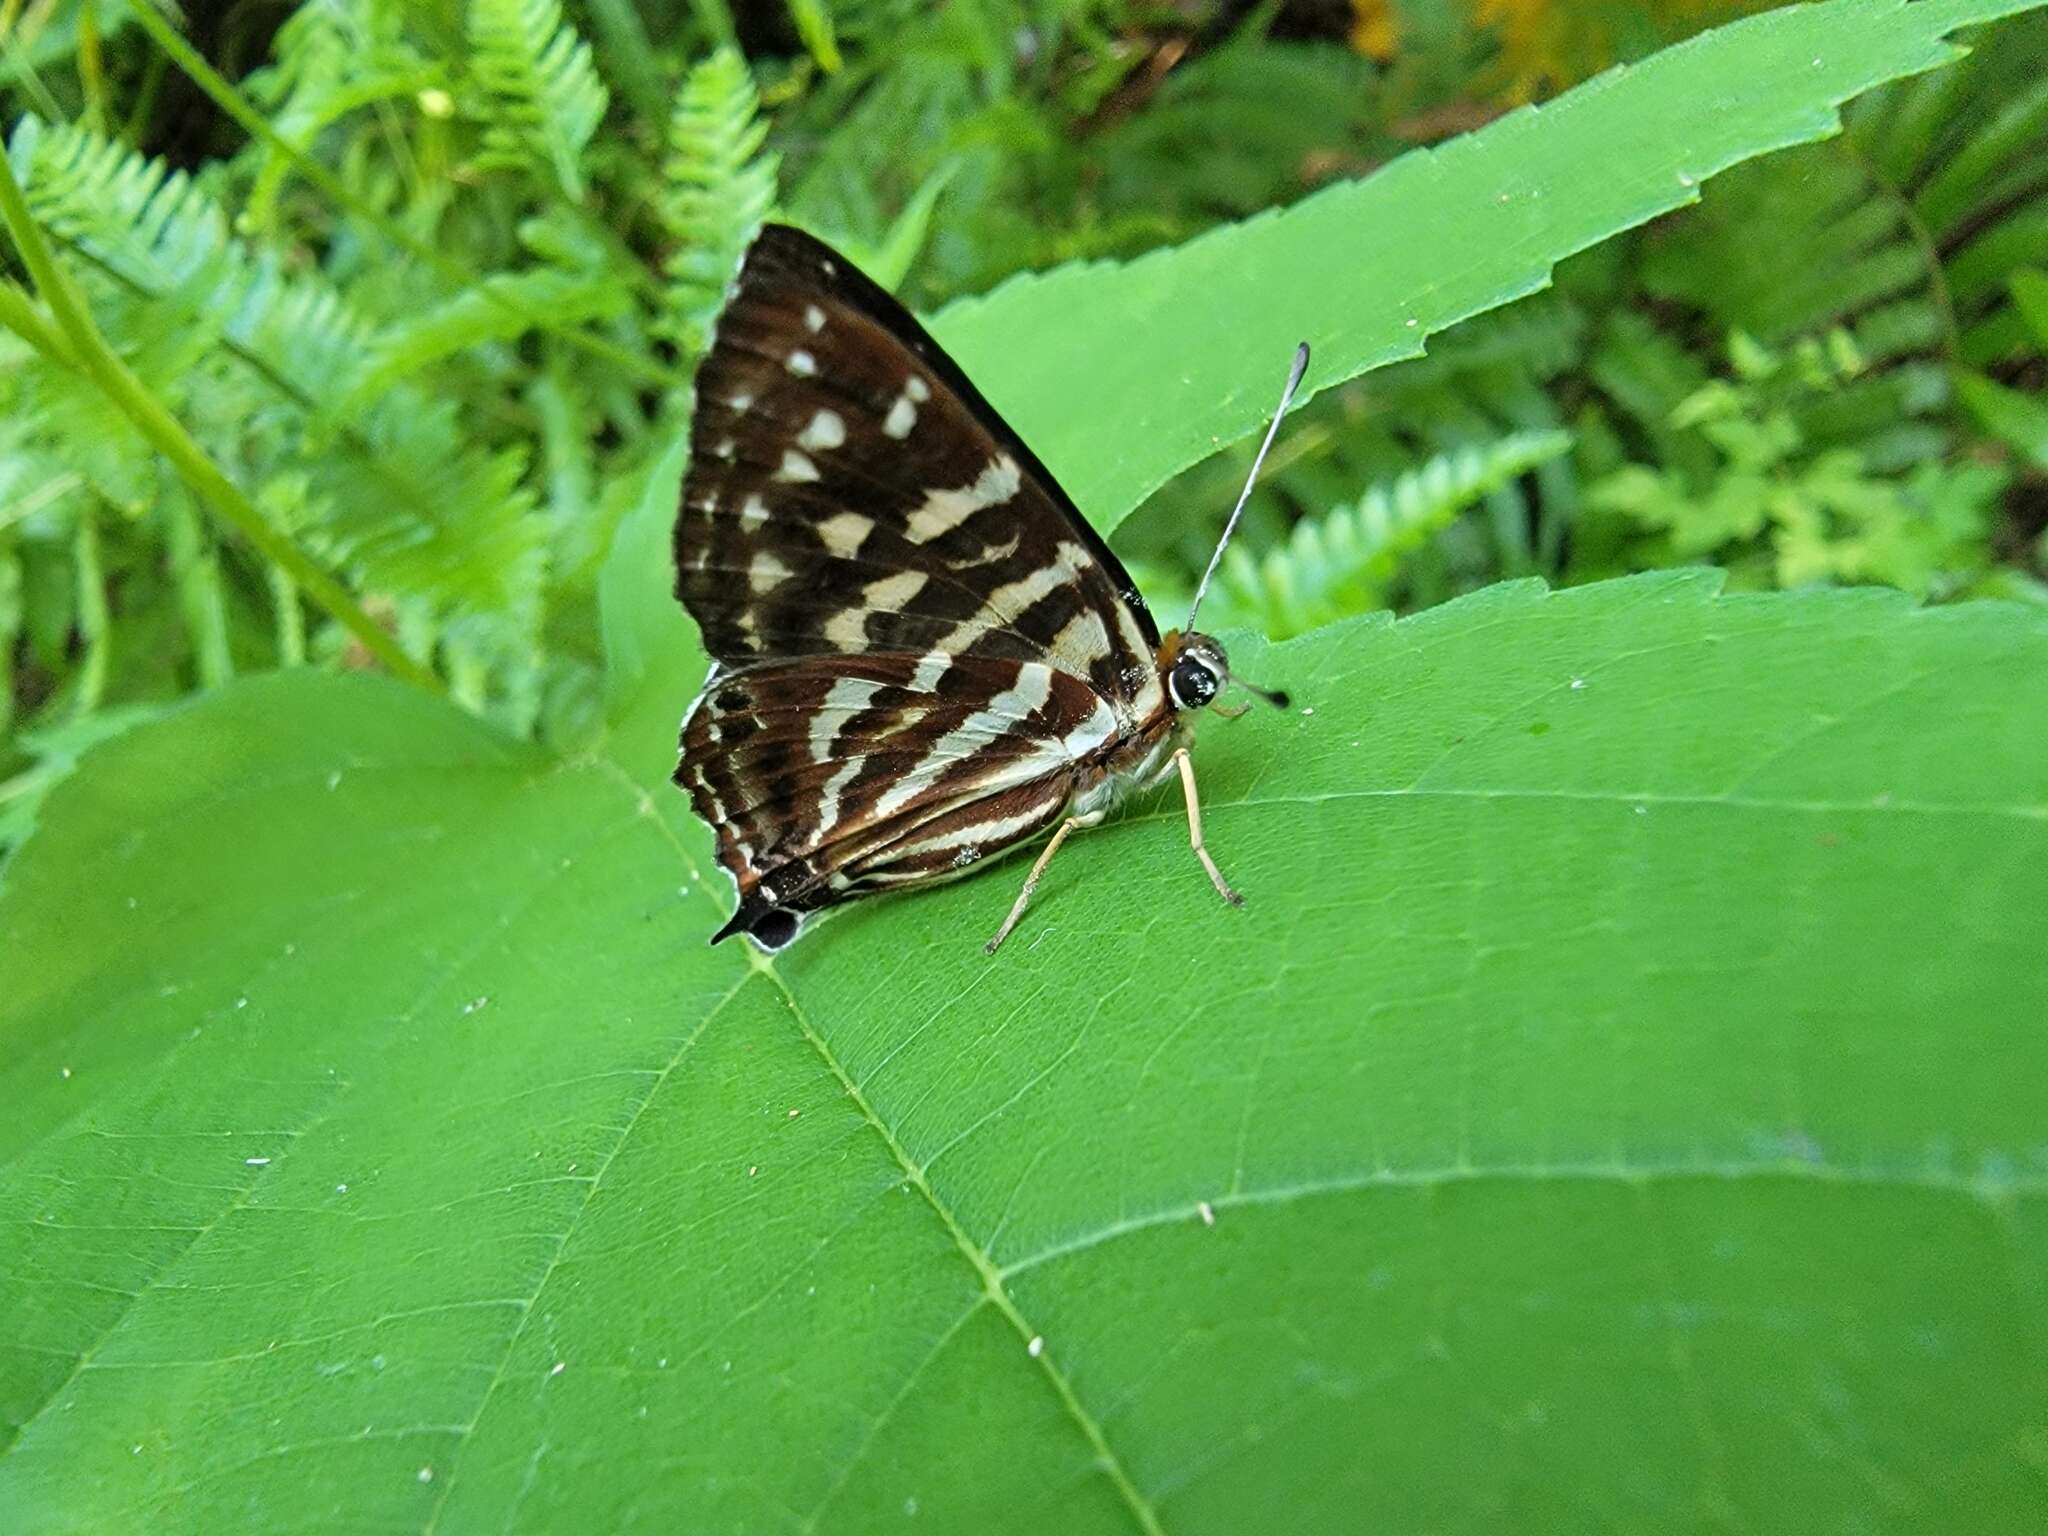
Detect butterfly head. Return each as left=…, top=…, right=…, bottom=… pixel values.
left=1166, top=632, right=1228, bottom=711
left=1163, top=631, right=1290, bottom=714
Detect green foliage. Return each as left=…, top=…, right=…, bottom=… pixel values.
left=5, top=555, right=2047, bottom=1528
left=1959, top=370, right=2048, bottom=469
left=5, top=4, right=2048, bottom=1524
left=1202, top=430, right=1572, bottom=638
left=1588, top=329, right=2011, bottom=595
left=2, top=0, right=2042, bottom=825
left=3, top=115, right=550, bottom=643
left=467, top=0, right=609, bottom=199
left=239, top=2, right=443, bottom=234
left=659, top=47, right=778, bottom=356
left=1118, top=7, right=2048, bottom=627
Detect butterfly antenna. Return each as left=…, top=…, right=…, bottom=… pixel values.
left=1186, top=341, right=1312, bottom=631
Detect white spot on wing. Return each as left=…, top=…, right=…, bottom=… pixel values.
left=864, top=570, right=929, bottom=610
left=812, top=678, right=883, bottom=762
left=804, top=304, right=826, bottom=332
left=798, top=410, right=846, bottom=452
left=945, top=532, right=1019, bottom=570
left=815, top=757, right=864, bottom=830
left=823, top=608, right=868, bottom=651
left=777, top=449, right=820, bottom=483
left=905, top=375, right=930, bottom=403
left=904, top=454, right=1021, bottom=545
left=1058, top=696, right=1118, bottom=760
left=956, top=546, right=1082, bottom=640
left=817, top=511, right=873, bottom=558
left=1050, top=610, right=1112, bottom=670
left=748, top=551, right=792, bottom=593
left=786, top=350, right=818, bottom=377
left=883, top=395, right=917, bottom=439
left=826, top=570, right=929, bottom=650
left=738, top=494, right=769, bottom=532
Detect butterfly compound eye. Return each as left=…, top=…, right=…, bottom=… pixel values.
left=1168, top=655, right=1220, bottom=710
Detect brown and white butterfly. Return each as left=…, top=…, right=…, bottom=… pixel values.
left=673, top=223, right=1305, bottom=953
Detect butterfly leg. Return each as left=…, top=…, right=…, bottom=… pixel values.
left=984, top=811, right=1103, bottom=955
left=1173, top=747, right=1244, bottom=907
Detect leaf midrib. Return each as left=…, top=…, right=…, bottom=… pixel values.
left=594, top=759, right=1167, bottom=1535
left=587, top=743, right=2046, bottom=1533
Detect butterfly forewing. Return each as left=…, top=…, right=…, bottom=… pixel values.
left=675, top=226, right=1160, bottom=703
left=674, top=224, right=1173, bottom=948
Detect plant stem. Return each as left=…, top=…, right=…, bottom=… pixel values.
left=165, top=492, right=233, bottom=689
left=269, top=563, right=306, bottom=667
left=0, top=279, right=83, bottom=369
left=71, top=502, right=109, bottom=714
left=0, top=530, right=20, bottom=740
left=0, top=148, right=439, bottom=690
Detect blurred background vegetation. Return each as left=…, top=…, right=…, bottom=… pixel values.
left=2, top=0, right=2043, bottom=846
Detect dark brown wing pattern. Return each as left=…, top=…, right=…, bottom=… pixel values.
left=674, top=224, right=1160, bottom=704
left=680, top=652, right=1115, bottom=926
left=672, top=225, right=1168, bottom=949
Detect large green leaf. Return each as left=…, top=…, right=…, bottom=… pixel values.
left=4, top=571, right=2046, bottom=1531
left=930, top=0, right=2044, bottom=533
left=9, top=4, right=2048, bottom=1530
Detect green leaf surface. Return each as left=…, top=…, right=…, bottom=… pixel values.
left=5, top=572, right=2048, bottom=1531
left=927, top=0, right=2045, bottom=535
left=2011, top=266, right=2048, bottom=347
left=1957, top=368, right=2048, bottom=469
left=9, top=5, right=2048, bottom=1530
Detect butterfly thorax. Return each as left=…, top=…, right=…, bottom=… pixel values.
left=1039, top=628, right=1228, bottom=816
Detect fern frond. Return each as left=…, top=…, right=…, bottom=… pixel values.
left=1211, top=432, right=1572, bottom=639
left=1089, top=40, right=1381, bottom=229
left=8, top=116, right=234, bottom=311
left=6, top=119, right=544, bottom=635
left=468, top=0, right=609, bottom=199
left=660, top=47, right=779, bottom=356
left=1911, top=77, right=2048, bottom=232
left=8, top=119, right=378, bottom=405
left=294, top=393, right=545, bottom=622
left=347, top=266, right=632, bottom=408
left=239, top=2, right=444, bottom=232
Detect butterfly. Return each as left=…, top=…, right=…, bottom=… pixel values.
left=672, top=223, right=1305, bottom=953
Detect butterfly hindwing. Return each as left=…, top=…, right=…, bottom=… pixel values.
left=681, top=652, right=1113, bottom=939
